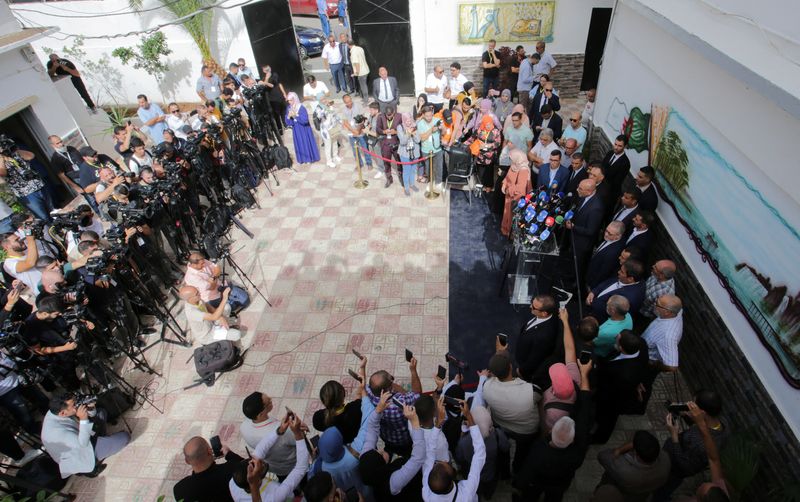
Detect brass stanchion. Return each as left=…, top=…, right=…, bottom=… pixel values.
left=353, top=145, right=368, bottom=189
left=424, top=152, right=439, bottom=200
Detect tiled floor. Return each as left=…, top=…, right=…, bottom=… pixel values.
left=54, top=95, right=698, bottom=501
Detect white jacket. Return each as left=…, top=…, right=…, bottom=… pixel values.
left=41, top=411, right=96, bottom=478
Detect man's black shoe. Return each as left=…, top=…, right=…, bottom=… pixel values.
left=77, top=463, right=107, bottom=478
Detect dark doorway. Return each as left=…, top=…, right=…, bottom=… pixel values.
left=241, top=0, right=305, bottom=92
left=349, top=0, right=414, bottom=96
left=580, top=7, right=612, bottom=91
left=0, top=108, right=69, bottom=207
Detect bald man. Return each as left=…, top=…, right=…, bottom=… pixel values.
left=179, top=285, right=240, bottom=345
left=642, top=294, right=683, bottom=373
left=560, top=111, right=587, bottom=149
left=565, top=178, right=605, bottom=284
left=640, top=260, right=677, bottom=319
left=173, top=436, right=245, bottom=502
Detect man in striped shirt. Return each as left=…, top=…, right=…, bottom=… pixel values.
left=642, top=294, right=683, bottom=372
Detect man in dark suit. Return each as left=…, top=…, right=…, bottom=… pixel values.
left=592, top=329, right=649, bottom=444
left=528, top=80, right=560, bottom=126
left=586, top=259, right=646, bottom=323
left=565, top=178, right=605, bottom=289
left=516, top=294, right=560, bottom=382
left=537, top=150, right=569, bottom=190
left=585, top=221, right=627, bottom=291
left=634, top=165, right=659, bottom=212
left=625, top=210, right=655, bottom=254
left=589, top=165, right=614, bottom=216
left=532, top=104, right=563, bottom=142
left=372, top=66, right=398, bottom=114
left=609, top=189, right=641, bottom=230
left=564, top=152, right=589, bottom=197
left=601, top=135, right=631, bottom=203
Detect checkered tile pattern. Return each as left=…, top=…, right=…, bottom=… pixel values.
left=62, top=96, right=449, bottom=500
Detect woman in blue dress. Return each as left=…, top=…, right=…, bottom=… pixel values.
left=285, top=92, right=320, bottom=165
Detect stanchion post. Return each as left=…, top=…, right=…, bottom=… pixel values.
left=354, top=145, right=368, bottom=189
left=424, top=152, right=439, bottom=200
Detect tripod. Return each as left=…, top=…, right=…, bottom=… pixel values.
left=218, top=247, right=272, bottom=308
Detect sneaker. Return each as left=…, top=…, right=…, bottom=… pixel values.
left=411, top=185, right=419, bottom=192
left=435, top=182, right=444, bottom=192
left=335, top=156, right=343, bottom=163
left=373, top=171, right=383, bottom=179
left=327, top=161, right=336, bottom=168
left=12, top=448, right=43, bottom=467
left=384, top=179, right=393, bottom=188
left=404, top=189, right=411, bottom=196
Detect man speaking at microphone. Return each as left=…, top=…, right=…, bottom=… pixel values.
left=563, top=179, right=604, bottom=289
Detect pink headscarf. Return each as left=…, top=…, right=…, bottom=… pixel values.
left=509, top=148, right=528, bottom=173
left=479, top=98, right=493, bottom=114
left=504, top=103, right=530, bottom=132
left=402, top=112, right=415, bottom=131
left=286, top=92, right=301, bottom=113
left=549, top=363, right=576, bottom=399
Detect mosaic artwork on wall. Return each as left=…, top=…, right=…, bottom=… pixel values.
left=458, top=1, right=555, bottom=44
left=624, top=105, right=800, bottom=387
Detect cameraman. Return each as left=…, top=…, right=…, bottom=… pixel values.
left=24, top=296, right=82, bottom=391
left=178, top=285, right=240, bottom=346
left=0, top=137, right=53, bottom=221
left=1, top=231, right=40, bottom=293
left=0, top=351, right=48, bottom=435
left=184, top=252, right=250, bottom=316
left=41, top=392, right=131, bottom=478
left=11, top=212, right=58, bottom=259
left=64, top=205, right=105, bottom=261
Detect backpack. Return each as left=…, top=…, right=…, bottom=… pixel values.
left=231, top=183, right=256, bottom=210
left=272, top=145, right=293, bottom=169
left=193, top=340, right=244, bottom=386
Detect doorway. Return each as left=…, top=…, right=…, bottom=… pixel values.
left=350, top=0, right=414, bottom=95
left=0, top=108, right=69, bottom=207
left=241, top=0, right=305, bottom=92
left=580, top=7, right=612, bottom=91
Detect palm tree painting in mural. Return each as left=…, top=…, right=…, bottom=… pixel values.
left=128, top=0, right=224, bottom=77
left=650, top=106, right=691, bottom=209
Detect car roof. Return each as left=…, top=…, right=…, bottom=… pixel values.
left=294, top=26, right=325, bottom=37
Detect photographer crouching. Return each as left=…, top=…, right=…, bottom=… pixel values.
left=41, top=391, right=130, bottom=478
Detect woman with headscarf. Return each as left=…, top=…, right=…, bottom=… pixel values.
left=500, top=148, right=532, bottom=236
left=412, top=93, right=428, bottom=120
left=493, top=89, right=514, bottom=125
left=397, top=112, right=421, bottom=195
left=465, top=98, right=502, bottom=135
left=465, top=114, right=501, bottom=192
left=284, top=91, right=320, bottom=165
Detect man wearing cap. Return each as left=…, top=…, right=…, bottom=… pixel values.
left=76, top=147, right=104, bottom=197
left=540, top=309, right=581, bottom=436
left=517, top=52, right=540, bottom=112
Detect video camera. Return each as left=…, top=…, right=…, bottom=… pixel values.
left=241, top=83, right=268, bottom=101
left=0, top=134, right=16, bottom=156
left=50, top=209, right=86, bottom=232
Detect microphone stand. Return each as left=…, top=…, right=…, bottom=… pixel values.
left=569, top=228, right=584, bottom=319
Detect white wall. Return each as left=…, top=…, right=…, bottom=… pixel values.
left=11, top=0, right=258, bottom=105
left=0, top=47, right=81, bottom=141
left=594, top=0, right=800, bottom=437
left=409, top=0, right=614, bottom=94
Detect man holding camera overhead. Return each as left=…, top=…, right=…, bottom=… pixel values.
left=41, top=391, right=131, bottom=478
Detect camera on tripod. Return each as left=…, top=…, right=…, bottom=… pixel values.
left=241, top=83, right=267, bottom=101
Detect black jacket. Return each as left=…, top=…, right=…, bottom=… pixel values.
left=585, top=239, right=626, bottom=290
left=516, top=315, right=560, bottom=380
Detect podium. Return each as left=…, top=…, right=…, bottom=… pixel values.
left=502, top=222, right=561, bottom=305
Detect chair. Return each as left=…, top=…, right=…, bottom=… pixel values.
left=444, top=144, right=475, bottom=205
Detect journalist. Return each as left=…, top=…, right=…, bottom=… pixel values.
left=184, top=252, right=250, bottom=317
left=1, top=231, right=41, bottom=292
left=41, top=392, right=131, bottom=478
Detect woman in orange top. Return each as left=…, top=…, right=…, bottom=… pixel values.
left=465, top=115, right=501, bottom=191
left=500, top=148, right=532, bottom=237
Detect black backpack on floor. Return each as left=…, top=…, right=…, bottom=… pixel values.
left=272, top=145, right=293, bottom=169
left=193, top=340, right=244, bottom=386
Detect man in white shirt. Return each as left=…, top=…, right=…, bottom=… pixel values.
left=240, top=392, right=297, bottom=478
left=581, top=88, right=596, bottom=128
left=230, top=415, right=308, bottom=502
left=348, top=39, right=370, bottom=104
left=302, top=75, right=331, bottom=106
left=321, top=35, right=347, bottom=93
left=1, top=232, right=40, bottom=292
left=534, top=41, right=557, bottom=76
left=166, top=102, right=190, bottom=140
left=425, top=65, right=449, bottom=112
left=642, top=294, right=683, bottom=372
left=448, top=62, right=468, bottom=108
left=178, top=285, right=240, bottom=346
left=528, top=128, right=560, bottom=171
left=422, top=401, right=485, bottom=502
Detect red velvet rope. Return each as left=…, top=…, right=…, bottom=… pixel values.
left=357, top=146, right=427, bottom=165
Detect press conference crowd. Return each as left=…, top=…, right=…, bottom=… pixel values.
left=0, top=33, right=733, bottom=502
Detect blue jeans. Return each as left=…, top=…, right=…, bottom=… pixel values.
left=0, top=214, right=14, bottom=234
left=350, top=136, right=372, bottom=167
left=399, top=156, right=417, bottom=189
left=19, top=189, right=53, bottom=221
left=483, top=76, right=499, bottom=96
left=330, top=62, right=346, bottom=92
left=318, top=13, right=330, bottom=38
left=421, top=150, right=443, bottom=182
left=338, top=1, right=348, bottom=27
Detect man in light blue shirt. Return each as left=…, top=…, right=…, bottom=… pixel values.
left=416, top=106, right=444, bottom=191
left=517, top=52, right=540, bottom=113
left=560, top=111, right=588, bottom=149
left=136, top=94, right=167, bottom=144
left=317, top=0, right=331, bottom=38
left=196, top=65, right=223, bottom=102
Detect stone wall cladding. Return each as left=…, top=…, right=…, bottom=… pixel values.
left=589, top=127, right=800, bottom=495
left=425, top=53, right=585, bottom=98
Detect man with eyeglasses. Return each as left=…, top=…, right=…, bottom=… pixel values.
left=236, top=58, right=256, bottom=80
left=424, top=65, right=448, bottom=112
left=529, top=81, right=561, bottom=127
left=165, top=103, right=190, bottom=140
left=641, top=294, right=683, bottom=374
left=516, top=294, right=560, bottom=383
left=639, top=260, right=677, bottom=321
left=48, top=135, right=85, bottom=195
left=560, top=111, right=587, bottom=150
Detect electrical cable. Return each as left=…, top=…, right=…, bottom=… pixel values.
left=13, top=0, right=254, bottom=41
left=12, top=0, right=189, bottom=19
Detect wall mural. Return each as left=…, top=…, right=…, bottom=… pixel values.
left=623, top=105, right=800, bottom=387
left=457, top=1, right=555, bottom=44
